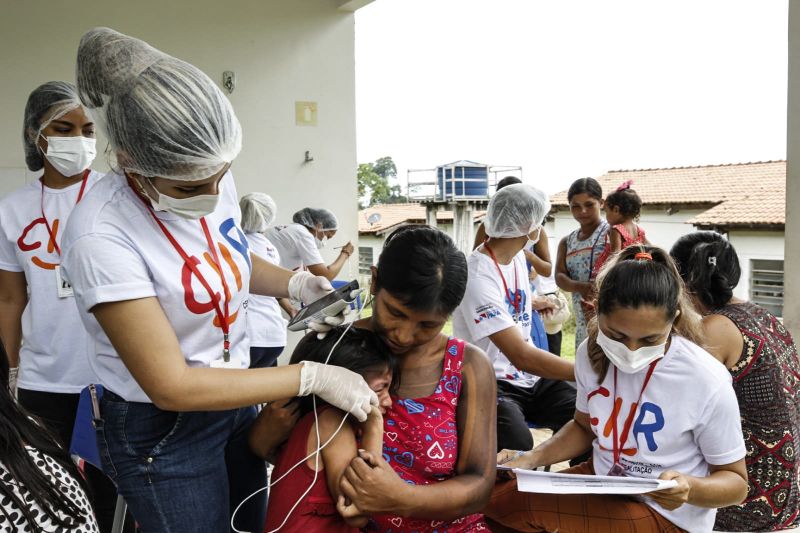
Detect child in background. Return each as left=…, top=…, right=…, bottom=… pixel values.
left=250, top=327, right=395, bottom=532
left=592, top=180, right=649, bottom=276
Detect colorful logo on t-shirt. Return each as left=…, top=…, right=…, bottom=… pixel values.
left=505, top=288, right=530, bottom=323
left=17, top=217, right=60, bottom=270
left=587, top=386, right=665, bottom=457
left=474, top=304, right=502, bottom=324
left=181, top=217, right=250, bottom=328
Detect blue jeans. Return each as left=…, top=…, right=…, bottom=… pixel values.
left=96, top=391, right=267, bottom=533
left=249, top=346, right=283, bottom=369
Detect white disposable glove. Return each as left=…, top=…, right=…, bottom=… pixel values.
left=299, top=361, right=378, bottom=422
left=9, top=367, right=18, bottom=398
left=288, top=272, right=346, bottom=338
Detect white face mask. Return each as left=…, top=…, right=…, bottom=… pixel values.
left=527, top=226, right=542, bottom=249
left=315, top=234, right=328, bottom=249
left=40, top=135, right=96, bottom=177
left=596, top=327, right=668, bottom=374
left=142, top=178, right=221, bottom=219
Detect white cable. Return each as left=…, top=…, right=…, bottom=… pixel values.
left=231, top=289, right=370, bottom=533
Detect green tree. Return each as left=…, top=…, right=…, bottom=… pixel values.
left=357, top=156, right=406, bottom=206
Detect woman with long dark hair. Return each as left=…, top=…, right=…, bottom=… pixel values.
left=0, top=341, right=98, bottom=532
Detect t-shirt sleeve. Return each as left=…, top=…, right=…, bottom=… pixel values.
left=291, top=225, right=324, bottom=266
left=62, top=233, right=156, bottom=312
left=459, top=269, right=516, bottom=342
left=693, top=383, right=747, bottom=465
left=0, top=216, right=22, bottom=272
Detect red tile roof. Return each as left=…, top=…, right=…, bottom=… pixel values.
left=550, top=161, right=786, bottom=228
left=358, top=203, right=485, bottom=235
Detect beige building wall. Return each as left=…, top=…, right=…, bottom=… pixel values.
left=786, top=0, right=800, bottom=338
left=0, top=0, right=364, bottom=352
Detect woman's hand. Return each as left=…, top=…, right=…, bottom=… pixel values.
left=497, top=449, right=542, bottom=471
left=649, top=471, right=692, bottom=510
left=341, top=241, right=355, bottom=257
left=299, top=362, right=378, bottom=422
left=531, top=297, right=556, bottom=313
left=248, top=399, right=300, bottom=460
left=339, top=450, right=410, bottom=515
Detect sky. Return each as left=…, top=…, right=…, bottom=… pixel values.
left=354, top=0, right=788, bottom=195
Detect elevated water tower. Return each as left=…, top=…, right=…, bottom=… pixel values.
left=407, top=160, right=522, bottom=253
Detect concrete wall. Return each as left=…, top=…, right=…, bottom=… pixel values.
left=0, top=0, right=361, bottom=354
left=728, top=230, right=785, bottom=302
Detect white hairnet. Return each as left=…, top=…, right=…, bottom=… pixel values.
left=485, top=183, right=551, bottom=238
left=293, top=208, right=338, bottom=231
left=23, top=81, right=82, bottom=171
left=239, top=193, right=277, bottom=233
left=76, top=27, right=241, bottom=181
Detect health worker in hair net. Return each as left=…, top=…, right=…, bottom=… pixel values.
left=239, top=193, right=296, bottom=369
left=453, top=184, right=580, bottom=453
left=265, top=206, right=355, bottom=282
left=0, top=81, right=122, bottom=531
left=59, top=27, right=378, bottom=533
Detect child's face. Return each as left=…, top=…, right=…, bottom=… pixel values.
left=569, top=193, right=603, bottom=226
left=605, top=204, right=623, bottom=225
left=364, top=367, right=393, bottom=414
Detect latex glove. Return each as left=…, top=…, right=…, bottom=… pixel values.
left=288, top=271, right=346, bottom=338
left=8, top=367, right=18, bottom=398
left=299, top=361, right=377, bottom=422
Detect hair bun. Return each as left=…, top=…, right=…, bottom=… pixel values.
left=76, top=27, right=163, bottom=108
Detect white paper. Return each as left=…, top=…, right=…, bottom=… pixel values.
left=513, top=469, right=678, bottom=495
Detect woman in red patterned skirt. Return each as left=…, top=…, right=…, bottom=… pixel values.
left=672, top=232, right=800, bottom=531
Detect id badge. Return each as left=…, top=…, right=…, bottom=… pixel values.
left=607, top=463, right=627, bottom=477
left=54, top=265, right=74, bottom=298
left=210, top=357, right=240, bottom=369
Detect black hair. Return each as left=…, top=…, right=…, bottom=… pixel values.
left=375, top=225, right=467, bottom=315
left=605, top=187, right=642, bottom=220
left=567, top=177, right=603, bottom=202
left=586, top=246, right=703, bottom=381
left=0, top=342, right=91, bottom=530
left=670, top=231, right=740, bottom=310
left=290, top=326, right=397, bottom=416
left=496, top=176, right=522, bottom=191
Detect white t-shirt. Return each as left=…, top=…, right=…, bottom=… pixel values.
left=453, top=249, right=539, bottom=388
left=264, top=223, right=323, bottom=272
left=0, top=447, right=99, bottom=532
left=0, top=171, right=103, bottom=393
left=61, top=171, right=252, bottom=402
left=575, top=335, right=746, bottom=532
left=245, top=232, right=287, bottom=348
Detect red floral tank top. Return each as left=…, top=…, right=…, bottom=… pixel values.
left=592, top=223, right=647, bottom=276
left=368, top=337, right=489, bottom=532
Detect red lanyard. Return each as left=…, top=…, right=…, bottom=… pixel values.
left=40, top=169, right=90, bottom=257
left=128, top=179, right=232, bottom=361
left=611, top=360, right=658, bottom=466
left=483, top=241, right=521, bottom=317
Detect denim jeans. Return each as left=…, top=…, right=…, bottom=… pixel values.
left=96, top=391, right=268, bottom=532
left=249, top=346, right=283, bottom=369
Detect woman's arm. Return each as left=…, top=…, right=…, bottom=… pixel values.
left=701, top=314, right=743, bottom=369
left=489, top=326, right=575, bottom=381
left=307, top=242, right=354, bottom=281
left=650, top=460, right=748, bottom=510
left=555, top=238, right=590, bottom=296
left=0, top=270, right=27, bottom=368
left=497, top=410, right=593, bottom=469
left=339, top=344, right=497, bottom=520
left=529, top=230, right=552, bottom=278
left=473, top=223, right=487, bottom=250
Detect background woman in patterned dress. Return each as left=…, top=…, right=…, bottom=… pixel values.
left=672, top=231, right=800, bottom=531
left=555, top=178, right=609, bottom=349
left=0, top=341, right=99, bottom=532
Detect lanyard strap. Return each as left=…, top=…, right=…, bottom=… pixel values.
left=483, top=241, right=521, bottom=317
left=128, top=179, right=232, bottom=359
left=611, top=359, right=658, bottom=466
left=586, top=221, right=609, bottom=281
left=39, top=169, right=90, bottom=257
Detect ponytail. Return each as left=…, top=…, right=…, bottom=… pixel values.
left=670, top=231, right=740, bottom=310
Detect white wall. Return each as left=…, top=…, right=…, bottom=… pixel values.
left=0, top=0, right=361, bottom=355
left=728, top=230, right=785, bottom=301
left=786, top=1, right=800, bottom=338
